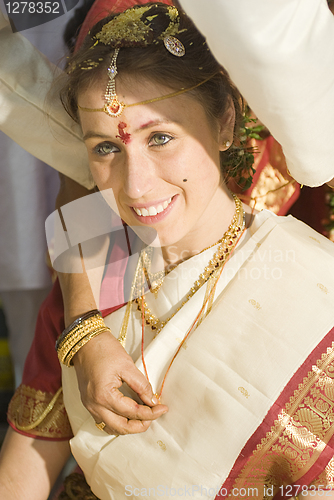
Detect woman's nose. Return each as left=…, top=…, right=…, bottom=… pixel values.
left=122, top=154, right=155, bottom=199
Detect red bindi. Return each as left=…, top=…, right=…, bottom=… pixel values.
left=116, top=122, right=131, bottom=144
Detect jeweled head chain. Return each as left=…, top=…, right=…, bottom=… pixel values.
left=77, top=4, right=213, bottom=117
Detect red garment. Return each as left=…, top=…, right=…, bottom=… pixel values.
left=7, top=223, right=131, bottom=439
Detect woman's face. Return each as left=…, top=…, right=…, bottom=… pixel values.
left=78, top=75, right=235, bottom=251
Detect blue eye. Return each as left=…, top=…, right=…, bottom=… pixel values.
left=94, top=142, right=119, bottom=155
left=149, top=133, right=173, bottom=147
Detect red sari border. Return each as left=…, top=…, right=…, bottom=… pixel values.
left=216, top=326, right=334, bottom=500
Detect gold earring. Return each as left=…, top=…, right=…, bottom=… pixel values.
left=223, top=140, right=231, bottom=149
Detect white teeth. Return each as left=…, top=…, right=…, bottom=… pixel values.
left=133, top=197, right=173, bottom=217
left=148, top=206, right=157, bottom=216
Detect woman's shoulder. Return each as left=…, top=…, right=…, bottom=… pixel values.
left=251, top=209, right=334, bottom=260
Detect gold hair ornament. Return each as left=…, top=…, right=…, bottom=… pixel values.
left=78, top=72, right=216, bottom=118
left=77, top=5, right=189, bottom=117
left=95, top=5, right=182, bottom=48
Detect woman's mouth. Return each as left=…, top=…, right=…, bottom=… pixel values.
left=133, top=197, right=172, bottom=217
left=131, top=196, right=176, bottom=223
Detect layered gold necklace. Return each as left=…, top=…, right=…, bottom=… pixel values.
left=134, top=194, right=244, bottom=335
left=117, top=194, right=246, bottom=397
left=118, top=194, right=245, bottom=346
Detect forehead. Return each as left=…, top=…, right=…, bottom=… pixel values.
left=78, top=75, right=208, bottom=131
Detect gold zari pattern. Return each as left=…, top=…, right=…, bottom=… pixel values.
left=312, top=455, right=334, bottom=488
left=8, top=384, right=72, bottom=439
left=230, top=341, right=334, bottom=499
left=59, top=473, right=99, bottom=500
left=95, top=6, right=180, bottom=47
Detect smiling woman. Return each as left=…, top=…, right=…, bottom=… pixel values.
left=1, top=3, right=334, bottom=500
left=78, top=75, right=236, bottom=253
left=59, top=3, right=246, bottom=258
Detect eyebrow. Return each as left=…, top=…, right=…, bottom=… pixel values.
left=82, top=132, right=112, bottom=141
left=83, top=119, right=178, bottom=141
left=135, top=119, right=175, bottom=132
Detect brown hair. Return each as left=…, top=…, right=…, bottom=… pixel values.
left=59, top=2, right=245, bottom=180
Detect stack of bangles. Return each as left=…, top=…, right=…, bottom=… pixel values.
left=56, top=310, right=111, bottom=367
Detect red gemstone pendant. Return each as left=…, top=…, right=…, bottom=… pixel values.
left=104, top=97, right=124, bottom=117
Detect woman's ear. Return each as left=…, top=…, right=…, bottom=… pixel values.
left=217, top=98, right=235, bottom=151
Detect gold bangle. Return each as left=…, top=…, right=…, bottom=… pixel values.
left=56, top=309, right=101, bottom=350
left=57, top=315, right=105, bottom=351
left=57, top=322, right=107, bottom=364
left=327, top=182, right=334, bottom=190
left=61, top=327, right=111, bottom=367
left=57, top=315, right=110, bottom=366
left=58, top=327, right=110, bottom=366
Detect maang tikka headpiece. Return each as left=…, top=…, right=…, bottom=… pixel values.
left=104, top=48, right=124, bottom=117
left=78, top=5, right=213, bottom=118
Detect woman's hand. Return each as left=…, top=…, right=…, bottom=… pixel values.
left=72, top=330, right=168, bottom=435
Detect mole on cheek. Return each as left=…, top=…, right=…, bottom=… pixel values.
left=116, top=122, right=131, bottom=144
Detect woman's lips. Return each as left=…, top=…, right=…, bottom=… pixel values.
left=131, top=196, right=177, bottom=223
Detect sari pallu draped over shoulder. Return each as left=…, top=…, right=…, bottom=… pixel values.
left=61, top=211, right=334, bottom=500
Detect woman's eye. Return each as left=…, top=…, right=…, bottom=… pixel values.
left=149, top=133, right=173, bottom=147
left=94, top=142, right=119, bottom=156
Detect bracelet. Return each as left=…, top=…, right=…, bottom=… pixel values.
left=56, top=309, right=101, bottom=351
left=57, top=314, right=105, bottom=356
left=327, top=182, right=334, bottom=190
left=56, top=314, right=110, bottom=366
left=59, top=326, right=111, bottom=367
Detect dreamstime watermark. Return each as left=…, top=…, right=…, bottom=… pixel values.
left=124, top=484, right=260, bottom=497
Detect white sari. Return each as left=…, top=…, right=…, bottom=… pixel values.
left=62, top=211, right=334, bottom=499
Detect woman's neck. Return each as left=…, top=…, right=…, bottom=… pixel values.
left=161, top=190, right=239, bottom=268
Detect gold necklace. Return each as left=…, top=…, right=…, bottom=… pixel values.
left=140, top=215, right=243, bottom=297
left=117, top=194, right=246, bottom=398
left=134, top=194, right=244, bottom=335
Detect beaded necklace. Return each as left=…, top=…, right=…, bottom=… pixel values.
left=134, top=194, right=244, bottom=335
left=117, top=194, right=246, bottom=397
left=139, top=216, right=243, bottom=297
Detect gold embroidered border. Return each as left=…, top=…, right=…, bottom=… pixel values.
left=230, top=341, right=334, bottom=499
left=312, top=455, right=334, bottom=489
left=8, top=384, right=72, bottom=439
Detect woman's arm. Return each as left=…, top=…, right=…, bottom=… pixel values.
left=0, top=428, right=71, bottom=500
left=59, top=269, right=168, bottom=434
left=56, top=176, right=168, bottom=435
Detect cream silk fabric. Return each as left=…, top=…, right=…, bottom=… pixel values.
left=0, top=9, right=94, bottom=189
left=62, top=211, right=334, bottom=499
left=180, top=0, right=334, bottom=187
left=1, top=1, right=334, bottom=187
